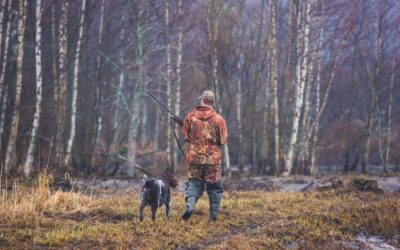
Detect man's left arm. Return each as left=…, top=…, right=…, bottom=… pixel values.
left=217, top=117, right=228, bottom=146
left=182, top=115, right=191, bottom=143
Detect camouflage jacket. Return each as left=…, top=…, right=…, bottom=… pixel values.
left=182, top=106, right=228, bottom=165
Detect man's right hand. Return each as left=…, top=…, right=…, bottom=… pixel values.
left=170, top=116, right=184, bottom=127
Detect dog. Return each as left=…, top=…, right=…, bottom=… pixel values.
left=139, top=172, right=178, bottom=221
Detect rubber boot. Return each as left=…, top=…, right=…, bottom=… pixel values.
left=182, top=196, right=196, bottom=220
left=209, top=201, right=221, bottom=221
left=207, top=181, right=223, bottom=221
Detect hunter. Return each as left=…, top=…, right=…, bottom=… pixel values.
left=172, top=90, right=228, bottom=221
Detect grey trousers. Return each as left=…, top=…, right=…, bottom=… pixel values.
left=185, top=178, right=223, bottom=219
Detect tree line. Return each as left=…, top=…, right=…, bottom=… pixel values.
left=0, top=0, right=399, bottom=178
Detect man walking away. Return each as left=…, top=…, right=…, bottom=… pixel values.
left=173, top=90, right=228, bottom=221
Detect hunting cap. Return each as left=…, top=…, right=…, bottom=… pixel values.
left=199, top=90, right=215, bottom=104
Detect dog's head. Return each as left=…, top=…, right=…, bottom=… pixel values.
left=161, top=172, right=178, bottom=188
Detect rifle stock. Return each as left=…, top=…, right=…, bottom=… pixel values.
left=148, top=93, right=183, bottom=126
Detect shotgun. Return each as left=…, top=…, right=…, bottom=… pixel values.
left=148, top=93, right=183, bottom=126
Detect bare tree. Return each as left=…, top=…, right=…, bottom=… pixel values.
left=165, top=0, right=173, bottom=169
left=54, top=0, right=67, bottom=165
left=379, top=56, right=396, bottom=172
left=236, top=0, right=244, bottom=176
left=0, top=0, right=11, bottom=147
left=269, top=0, right=280, bottom=175
left=64, top=0, right=86, bottom=167
left=173, top=0, right=184, bottom=171
left=4, top=0, right=26, bottom=172
left=92, top=0, right=106, bottom=159
left=285, top=0, right=311, bottom=175
left=362, top=0, right=386, bottom=173
left=309, top=0, right=325, bottom=175
left=23, top=0, right=43, bottom=177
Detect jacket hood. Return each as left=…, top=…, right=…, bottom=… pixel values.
left=193, top=106, right=216, bottom=120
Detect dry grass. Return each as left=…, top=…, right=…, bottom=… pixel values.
left=0, top=173, right=399, bottom=249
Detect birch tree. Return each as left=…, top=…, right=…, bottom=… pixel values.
left=252, top=0, right=266, bottom=174
left=172, top=0, right=183, bottom=170
left=110, top=15, right=126, bottom=154
left=380, top=56, right=396, bottom=172
left=165, top=0, right=173, bottom=169
left=4, top=0, right=26, bottom=172
left=362, top=0, right=386, bottom=173
left=64, top=0, right=86, bottom=167
left=309, top=0, right=325, bottom=175
left=285, top=0, right=311, bottom=175
left=23, top=0, right=42, bottom=177
left=0, top=0, right=11, bottom=146
left=126, top=1, right=147, bottom=178
left=269, top=0, right=280, bottom=174
left=93, top=0, right=106, bottom=156
left=236, top=0, right=244, bottom=175
left=0, top=1, right=4, bottom=44
left=55, top=0, right=68, bottom=164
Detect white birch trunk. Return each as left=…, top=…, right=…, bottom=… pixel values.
left=0, top=0, right=3, bottom=40
left=383, top=57, right=395, bottom=172
left=0, top=0, right=5, bottom=59
left=165, top=0, right=173, bottom=168
left=285, top=0, right=311, bottom=175
left=4, top=0, right=26, bottom=171
left=237, top=51, right=243, bottom=174
left=236, top=0, right=244, bottom=174
left=298, top=32, right=318, bottom=172
left=111, top=24, right=125, bottom=152
left=310, top=0, right=325, bottom=175
left=139, top=98, right=148, bottom=147
left=154, top=87, right=161, bottom=150
left=64, top=0, right=86, bottom=167
left=51, top=2, right=57, bottom=104
left=93, top=0, right=105, bottom=153
left=23, top=0, right=42, bottom=177
left=269, top=0, right=280, bottom=174
left=0, top=0, right=11, bottom=146
left=126, top=5, right=145, bottom=178
left=55, top=0, right=68, bottom=163
left=0, top=85, right=7, bottom=146
left=172, top=0, right=183, bottom=171
left=127, top=80, right=141, bottom=178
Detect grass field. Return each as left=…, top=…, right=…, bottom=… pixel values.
left=0, top=173, right=399, bottom=249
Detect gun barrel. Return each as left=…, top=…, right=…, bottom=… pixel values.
left=148, top=93, right=181, bottom=121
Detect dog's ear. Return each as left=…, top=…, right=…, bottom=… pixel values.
left=142, top=174, right=148, bottom=183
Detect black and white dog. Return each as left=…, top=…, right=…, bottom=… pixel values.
left=139, top=172, right=178, bottom=221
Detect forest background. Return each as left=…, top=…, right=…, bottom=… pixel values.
left=0, top=0, right=399, bottom=179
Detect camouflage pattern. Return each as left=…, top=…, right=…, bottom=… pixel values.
left=188, top=164, right=222, bottom=183
left=182, top=105, right=228, bottom=183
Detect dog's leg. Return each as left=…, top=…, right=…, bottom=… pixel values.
left=165, top=189, right=171, bottom=218
left=151, top=204, right=157, bottom=221
left=165, top=202, right=171, bottom=218
left=139, top=203, right=145, bottom=221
